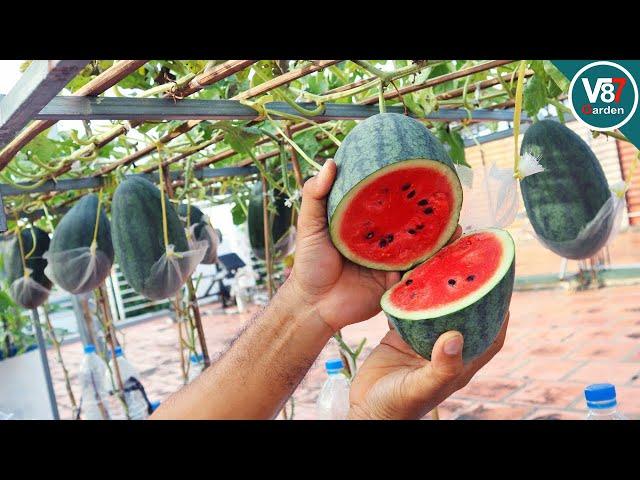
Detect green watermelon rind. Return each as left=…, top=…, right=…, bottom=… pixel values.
left=247, top=181, right=294, bottom=261
left=380, top=228, right=515, bottom=362
left=111, top=176, right=189, bottom=297
left=46, top=193, right=115, bottom=294
left=48, top=194, right=114, bottom=259
left=519, top=119, right=611, bottom=260
left=177, top=203, right=206, bottom=227
left=327, top=113, right=463, bottom=271
left=5, top=227, right=52, bottom=290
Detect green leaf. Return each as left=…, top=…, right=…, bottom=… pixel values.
left=294, top=130, right=322, bottom=161
left=435, top=128, right=469, bottom=167
left=65, top=75, right=94, bottom=93
left=25, top=130, right=59, bottom=159
left=231, top=201, right=247, bottom=225
left=221, top=123, right=261, bottom=158
left=529, top=60, right=547, bottom=80
left=523, top=75, right=548, bottom=118
left=403, top=93, right=424, bottom=117
left=543, top=61, right=570, bottom=93
left=306, top=73, right=329, bottom=95
left=250, top=61, right=277, bottom=88
left=546, top=79, right=562, bottom=98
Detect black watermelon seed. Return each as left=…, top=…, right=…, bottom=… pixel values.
left=418, top=199, right=428, bottom=206
left=405, top=279, right=413, bottom=286
left=379, top=239, right=388, bottom=248
left=407, top=190, right=416, bottom=199
left=366, top=232, right=374, bottom=239
left=416, top=224, right=424, bottom=230
left=408, top=229, right=416, bottom=235
left=448, top=279, right=456, bottom=286
left=423, top=207, right=434, bottom=215
left=386, top=234, right=394, bottom=243
left=466, top=275, right=475, bottom=282
left=401, top=183, right=411, bottom=191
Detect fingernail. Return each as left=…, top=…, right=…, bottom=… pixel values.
left=444, top=335, right=463, bottom=356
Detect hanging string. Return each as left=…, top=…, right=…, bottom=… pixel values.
left=156, top=145, right=171, bottom=251
left=512, top=61, right=527, bottom=179
left=91, top=189, right=104, bottom=250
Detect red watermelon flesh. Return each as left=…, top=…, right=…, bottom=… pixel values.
left=335, top=164, right=460, bottom=270
left=388, top=231, right=503, bottom=312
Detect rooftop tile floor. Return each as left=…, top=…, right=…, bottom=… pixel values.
left=47, top=283, right=640, bottom=420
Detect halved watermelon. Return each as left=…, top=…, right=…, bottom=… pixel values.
left=381, top=228, right=515, bottom=362
left=328, top=113, right=463, bottom=271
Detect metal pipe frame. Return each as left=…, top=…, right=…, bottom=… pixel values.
left=16, top=96, right=528, bottom=123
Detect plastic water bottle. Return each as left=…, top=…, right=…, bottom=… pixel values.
left=188, top=353, right=205, bottom=383
left=79, top=344, right=112, bottom=420
left=585, top=383, right=626, bottom=420
left=107, top=346, right=149, bottom=420
left=316, top=358, right=351, bottom=420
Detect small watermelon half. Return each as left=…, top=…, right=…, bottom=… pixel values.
left=328, top=113, right=463, bottom=271
left=381, top=228, right=515, bottom=362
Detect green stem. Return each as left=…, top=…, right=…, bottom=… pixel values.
left=352, top=60, right=389, bottom=80
left=300, top=78, right=379, bottom=103
left=272, top=88, right=325, bottom=117
left=264, top=110, right=323, bottom=170
left=138, top=73, right=196, bottom=98
left=378, top=79, right=387, bottom=114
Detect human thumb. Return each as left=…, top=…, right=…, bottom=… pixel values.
left=297, top=160, right=336, bottom=238
left=428, top=331, right=465, bottom=386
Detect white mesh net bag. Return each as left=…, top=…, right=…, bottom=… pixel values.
left=44, top=245, right=113, bottom=295
left=43, top=194, right=114, bottom=294
left=142, top=242, right=208, bottom=300
left=456, top=153, right=544, bottom=232
left=9, top=269, right=51, bottom=309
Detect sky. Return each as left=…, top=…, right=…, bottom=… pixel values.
left=0, top=60, right=24, bottom=94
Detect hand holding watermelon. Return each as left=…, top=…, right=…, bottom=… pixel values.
left=348, top=312, right=510, bottom=420
left=289, top=159, right=401, bottom=332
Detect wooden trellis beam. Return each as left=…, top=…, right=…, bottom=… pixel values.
left=234, top=60, right=340, bottom=100
left=359, top=60, right=515, bottom=105
left=0, top=60, right=89, bottom=147
left=96, top=60, right=339, bottom=176
left=93, top=60, right=257, bottom=176
left=0, top=60, right=148, bottom=171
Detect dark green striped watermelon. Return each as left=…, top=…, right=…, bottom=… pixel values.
left=520, top=120, right=612, bottom=260
left=45, top=194, right=114, bottom=294
left=111, top=177, right=190, bottom=299
left=247, top=181, right=295, bottom=261
left=381, top=229, right=514, bottom=362
left=177, top=203, right=206, bottom=227
left=5, top=227, right=52, bottom=290
left=5, top=227, right=53, bottom=308
left=327, top=113, right=463, bottom=271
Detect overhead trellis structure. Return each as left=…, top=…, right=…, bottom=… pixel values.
left=0, top=59, right=572, bottom=231
left=0, top=59, right=578, bottom=420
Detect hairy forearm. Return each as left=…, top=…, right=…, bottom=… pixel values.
left=151, top=279, right=334, bottom=419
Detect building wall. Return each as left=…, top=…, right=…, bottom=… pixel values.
left=616, top=140, right=640, bottom=226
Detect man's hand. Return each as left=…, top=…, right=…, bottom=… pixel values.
left=348, top=312, right=510, bottom=420
left=288, top=159, right=400, bottom=332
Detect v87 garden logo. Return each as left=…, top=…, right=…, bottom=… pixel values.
left=569, top=61, right=638, bottom=131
